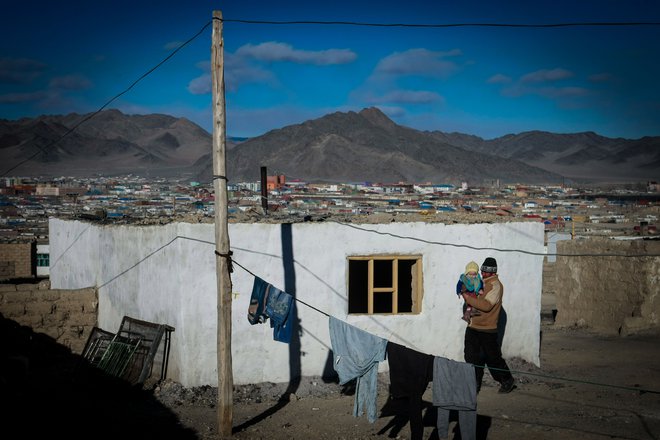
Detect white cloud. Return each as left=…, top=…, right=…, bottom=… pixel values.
left=498, top=67, right=590, bottom=105
left=187, top=51, right=281, bottom=95
left=0, top=57, right=48, bottom=84
left=376, top=105, right=406, bottom=118
left=164, top=41, right=184, bottom=51
left=521, top=68, right=573, bottom=83
left=0, top=74, right=92, bottom=107
left=487, top=74, right=512, bottom=84
left=374, top=48, right=461, bottom=78
left=235, top=41, right=357, bottom=65
left=187, top=41, right=357, bottom=96
left=0, top=91, right=48, bottom=104
left=502, top=84, right=591, bottom=100
left=588, top=72, right=613, bottom=82
left=225, top=54, right=276, bottom=92
left=49, top=74, right=92, bottom=91
left=537, top=86, right=590, bottom=98
left=188, top=73, right=212, bottom=95
left=367, top=90, right=444, bottom=104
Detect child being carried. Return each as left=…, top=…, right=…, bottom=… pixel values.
left=456, top=261, right=484, bottom=323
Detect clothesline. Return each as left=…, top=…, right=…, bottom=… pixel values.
left=231, top=257, right=660, bottom=396
left=232, top=258, right=330, bottom=317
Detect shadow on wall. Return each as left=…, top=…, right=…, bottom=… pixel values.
left=0, top=313, right=197, bottom=440
left=233, top=223, right=306, bottom=434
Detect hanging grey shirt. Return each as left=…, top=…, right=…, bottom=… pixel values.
left=329, top=316, right=387, bottom=423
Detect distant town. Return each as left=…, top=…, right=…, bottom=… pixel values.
left=1, top=174, right=659, bottom=280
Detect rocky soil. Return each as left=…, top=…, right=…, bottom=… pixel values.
left=3, top=311, right=659, bottom=440
left=151, top=323, right=660, bottom=440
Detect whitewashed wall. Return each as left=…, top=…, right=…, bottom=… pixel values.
left=49, top=218, right=545, bottom=387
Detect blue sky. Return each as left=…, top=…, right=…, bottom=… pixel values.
left=2, top=1, right=659, bottom=139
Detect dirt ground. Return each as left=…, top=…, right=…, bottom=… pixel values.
left=153, top=322, right=660, bottom=440
left=2, top=314, right=659, bottom=440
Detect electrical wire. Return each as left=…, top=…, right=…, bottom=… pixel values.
left=50, top=216, right=660, bottom=281
left=228, top=256, right=660, bottom=395
left=5, top=16, right=659, bottom=177
left=1, top=20, right=212, bottom=177
left=474, top=364, right=659, bottom=395
left=8, top=11, right=653, bottom=271
left=218, top=17, right=660, bottom=28
left=9, top=12, right=656, bottom=401
left=333, top=220, right=660, bottom=257
left=49, top=227, right=659, bottom=394
left=230, top=257, right=330, bottom=317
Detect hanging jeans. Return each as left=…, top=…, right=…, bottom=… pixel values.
left=266, top=288, right=295, bottom=343
left=386, top=342, right=434, bottom=440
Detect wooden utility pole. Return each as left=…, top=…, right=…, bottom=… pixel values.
left=212, top=10, right=233, bottom=437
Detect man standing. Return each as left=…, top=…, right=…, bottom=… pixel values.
left=461, top=257, right=515, bottom=393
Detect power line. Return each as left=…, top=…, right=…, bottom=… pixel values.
left=11, top=12, right=653, bottom=400
left=226, top=257, right=660, bottom=394
left=49, top=224, right=92, bottom=270
left=97, top=235, right=181, bottom=289
left=77, top=233, right=655, bottom=395
left=51, top=227, right=660, bottom=394
left=219, top=17, right=660, bottom=28
left=333, top=221, right=660, bottom=257
left=51, top=219, right=660, bottom=277
left=227, top=255, right=660, bottom=395
left=5, top=16, right=658, bottom=177
left=475, top=364, right=659, bottom=395
left=1, top=20, right=212, bottom=177
left=2, top=143, right=52, bottom=178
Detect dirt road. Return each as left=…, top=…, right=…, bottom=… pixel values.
left=158, top=324, right=660, bottom=440
left=3, top=312, right=658, bottom=440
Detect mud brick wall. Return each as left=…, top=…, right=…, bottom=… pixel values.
left=0, top=280, right=98, bottom=354
left=553, top=238, right=660, bottom=336
left=0, top=242, right=34, bottom=279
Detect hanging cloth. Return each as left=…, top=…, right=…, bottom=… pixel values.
left=432, top=356, right=478, bottom=440
left=386, top=342, right=434, bottom=440
left=247, top=276, right=271, bottom=325
left=266, top=287, right=295, bottom=343
left=247, top=276, right=295, bottom=343
left=329, top=316, right=387, bottom=423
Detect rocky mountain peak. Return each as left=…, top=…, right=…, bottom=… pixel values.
left=1, top=108, right=657, bottom=183
left=358, top=107, right=398, bottom=130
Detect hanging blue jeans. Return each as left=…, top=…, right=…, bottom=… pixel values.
left=266, top=288, right=295, bottom=343
left=247, top=276, right=270, bottom=325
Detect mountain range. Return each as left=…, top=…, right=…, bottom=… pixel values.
left=1, top=108, right=658, bottom=184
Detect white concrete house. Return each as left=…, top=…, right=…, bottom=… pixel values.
left=49, top=218, right=545, bottom=387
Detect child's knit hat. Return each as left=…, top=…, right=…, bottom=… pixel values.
left=464, top=261, right=479, bottom=275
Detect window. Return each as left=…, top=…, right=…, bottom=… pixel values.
left=36, top=253, right=49, bottom=267
left=348, top=255, right=423, bottom=315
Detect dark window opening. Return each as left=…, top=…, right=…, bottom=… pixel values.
left=348, top=256, right=423, bottom=315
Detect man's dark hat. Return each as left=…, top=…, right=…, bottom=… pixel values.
left=481, top=257, right=497, bottom=273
